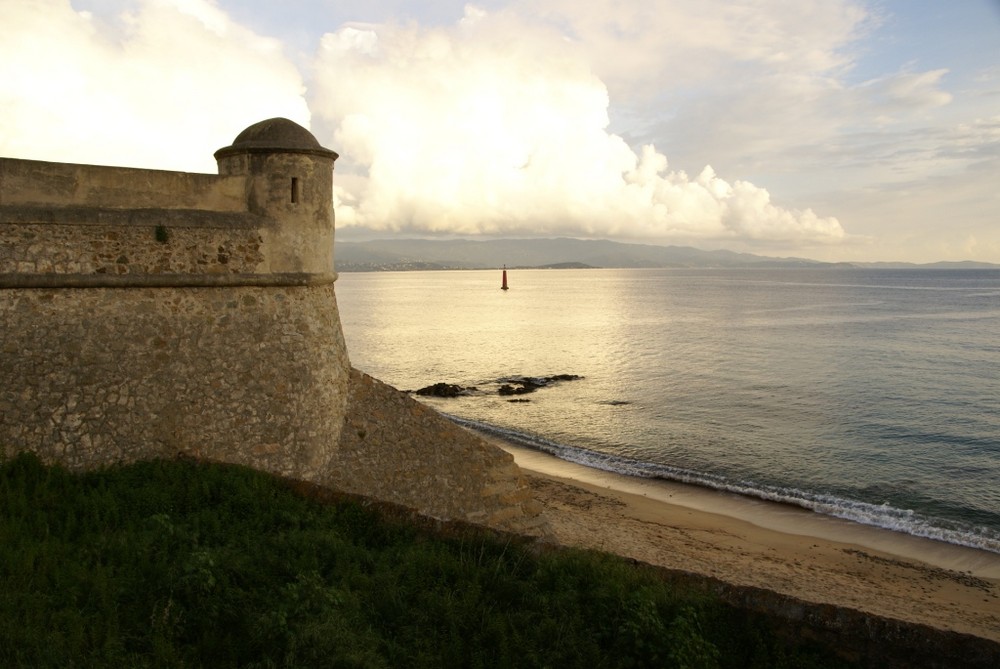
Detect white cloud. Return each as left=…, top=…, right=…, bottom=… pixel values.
left=312, top=5, right=844, bottom=244
left=0, top=0, right=310, bottom=171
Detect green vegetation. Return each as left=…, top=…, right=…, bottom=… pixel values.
left=0, top=453, right=852, bottom=668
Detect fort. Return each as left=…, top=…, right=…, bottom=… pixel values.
left=0, top=118, right=544, bottom=534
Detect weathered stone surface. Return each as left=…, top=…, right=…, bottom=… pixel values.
left=0, top=157, right=245, bottom=211
left=0, top=284, right=349, bottom=481
left=330, top=369, right=548, bottom=536
left=0, top=221, right=265, bottom=276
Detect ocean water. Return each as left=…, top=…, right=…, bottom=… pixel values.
left=336, top=268, right=1000, bottom=554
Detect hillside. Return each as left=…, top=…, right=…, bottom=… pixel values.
left=336, top=238, right=1000, bottom=271
left=335, top=238, right=829, bottom=271
left=4, top=453, right=996, bottom=668
left=0, top=454, right=844, bottom=667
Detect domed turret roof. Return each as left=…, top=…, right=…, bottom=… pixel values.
left=214, top=118, right=338, bottom=160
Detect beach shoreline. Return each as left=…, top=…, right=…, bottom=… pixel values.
left=484, top=436, right=1000, bottom=642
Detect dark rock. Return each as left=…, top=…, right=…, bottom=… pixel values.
left=498, top=381, right=541, bottom=396
left=416, top=374, right=582, bottom=399
left=497, top=374, right=582, bottom=396
left=547, top=374, right=582, bottom=382
left=414, top=382, right=474, bottom=398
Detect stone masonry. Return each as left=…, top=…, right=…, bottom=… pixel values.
left=0, top=119, right=544, bottom=535
left=331, top=369, right=545, bottom=533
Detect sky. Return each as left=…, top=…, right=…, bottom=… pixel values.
left=2, top=1, right=999, bottom=263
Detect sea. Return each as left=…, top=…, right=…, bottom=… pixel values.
left=335, top=267, right=1000, bottom=554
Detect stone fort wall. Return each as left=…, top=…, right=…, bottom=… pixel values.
left=0, top=119, right=543, bottom=535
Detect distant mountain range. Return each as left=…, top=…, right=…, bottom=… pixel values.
left=335, top=238, right=1000, bottom=271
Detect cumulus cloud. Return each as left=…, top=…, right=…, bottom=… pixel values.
left=312, top=6, right=843, bottom=244
left=0, top=0, right=309, bottom=171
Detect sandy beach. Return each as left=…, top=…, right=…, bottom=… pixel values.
left=488, top=439, right=1000, bottom=643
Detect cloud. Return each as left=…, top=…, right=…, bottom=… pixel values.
left=0, top=0, right=309, bottom=171
left=859, top=68, right=954, bottom=119
left=311, top=5, right=844, bottom=244
left=511, top=0, right=871, bottom=100
left=884, top=69, right=953, bottom=108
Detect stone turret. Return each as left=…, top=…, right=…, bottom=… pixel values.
left=215, top=118, right=339, bottom=276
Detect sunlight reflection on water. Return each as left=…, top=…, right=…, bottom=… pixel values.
left=337, top=268, right=1000, bottom=550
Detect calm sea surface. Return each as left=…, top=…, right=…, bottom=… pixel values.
left=336, top=268, right=1000, bottom=553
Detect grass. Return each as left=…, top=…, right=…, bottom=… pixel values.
left=0, top=452, right=853, bottom=668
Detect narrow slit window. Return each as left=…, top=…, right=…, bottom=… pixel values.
left=290, top=177, right=300, bottom=203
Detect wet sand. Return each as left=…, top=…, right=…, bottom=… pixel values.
left=492, top=440, right=1000, bottom=642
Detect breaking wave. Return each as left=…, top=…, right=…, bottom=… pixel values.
left=450, top=415, right=1000, bottom=556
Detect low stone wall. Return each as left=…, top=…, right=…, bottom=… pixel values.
left=330, top=369, right=548, bottom=536
left=0, top=157, right=245, bottom=211
left=661, top=569, right=1000, bottom=669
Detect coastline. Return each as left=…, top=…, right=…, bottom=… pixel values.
left=485, top=437, right=1000, bottom=642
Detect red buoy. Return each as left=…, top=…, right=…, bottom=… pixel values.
left=501, top=265, right=509, bottom=290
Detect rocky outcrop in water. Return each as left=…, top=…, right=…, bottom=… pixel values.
left=413, top=374, right=583, bottom=399
left=497, top=375, right=583, bottom=396
left=414, top=382, right=477, bottom=398
left=498, top=381, right=540, bottom=396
